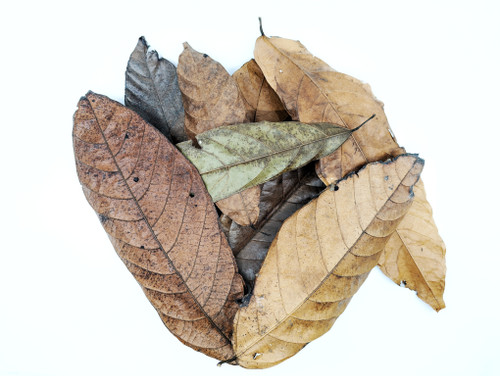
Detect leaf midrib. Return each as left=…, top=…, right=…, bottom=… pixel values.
left=196, top=123, right=351, bottom=175
left=235, top=156, right=419, bottom=358
left=88, top=97, right=233, bottom=351
left=261, top=37, right=371, bottom=168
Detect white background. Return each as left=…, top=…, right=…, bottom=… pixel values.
left=1, top=1, right=499, bottom=375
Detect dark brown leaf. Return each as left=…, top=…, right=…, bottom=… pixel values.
left=125, top=36, right=187, bottom=143
left=228, top=164, right=325, bottom=287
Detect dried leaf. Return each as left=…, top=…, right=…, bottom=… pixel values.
left=233, top=154, right=424, bottom=368
left=233, top=59, right=289, bottom=122
left=177, top=42, right=249, bottom=140
left=73, top=92, right=244, bottom=361
left=254, top=37, right=447, bottom=308
left=177, top=43, right=259, bottom=225
left=379, top=179, right=446, bottom=311
left=215, top=187, right=261, bottom=226
left=125, top=36, right=187, bottom=143
left=176, top=120, right=362, bottom=202
left=229, top=165, right=325, bottom=287
left=254, top=35, right=401, bottom=184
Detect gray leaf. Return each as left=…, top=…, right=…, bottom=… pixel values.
left=125, top=36, right=187, bottom=143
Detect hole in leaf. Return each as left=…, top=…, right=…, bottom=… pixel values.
left=333, top=185, right=339, bottom=191
left=133, top=177, right=139, bottom=182
left=125, top=133, right=129, bottom=139
left=189, top=192, right=195, bottom=198
left=203, top=53, right=208, bottom=58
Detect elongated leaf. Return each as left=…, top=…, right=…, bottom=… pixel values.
left=233, top=154, right=424, bottom=368
left=176, top=120, right=361, bottom=202
left=254, top=35, right=401, bottom=184
left=379, top=179, right=446, bottom=311
left=125, top=36, right=187, bottom=143
left=73, top=92, right=243, bottom=361
left=177, top=42, right=259, bottom=226
left=233, top=59, right=289, bottom=122
left=229, top=165, right=325, bottom=287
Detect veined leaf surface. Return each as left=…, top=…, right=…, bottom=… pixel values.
left=233, top=154, right=423, bottom=368
left=176, top=120, right=361, bottom=202
left=177, top=42, right=260, bottom=226
left=125, top=37, right=187, bottom=143
left=254, top=35, right=401, bottom=184
left=379, top=179, right=446, bottom=311
left=73, top=92, right=243, bottom=361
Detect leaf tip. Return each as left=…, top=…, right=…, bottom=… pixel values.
left=138, top=35, right=148, bottom=47
left=351, top=114, right=376, bottom=133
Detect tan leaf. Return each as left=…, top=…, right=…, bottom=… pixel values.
left=254, top=37, right=446, bottom=309
left=254, top=35, right=401, bottom=184
left=233, top=59, right=289, bottom=122
left=177, top=42, right=260, bottom=225
left=73, top=92, right=244, bottom=361
left=379, top=179, right=446, bottom=311
left=233, top=154, right=424, bottom=368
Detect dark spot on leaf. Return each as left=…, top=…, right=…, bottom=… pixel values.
left=140, top=245, right=145, bottom=249
left=98, top=214, right=109, bottom=224
left=191, top=138, right=202, bottom=149
left=384, top=175, right=389, bottom=181
left=203, top=53, right=208, bottom=58
left=402, top=280, right=407, bottom=286
left=189, top=192, right=195, bottom=198
left=91, top=99, right=95, bottom=103
left=333, top=185, right=339, bottom=191
left=133, top=177, right=139, bottom=182
left=125, top=133, right=129, bottom=139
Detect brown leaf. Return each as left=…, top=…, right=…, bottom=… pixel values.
left=254, top=35, right=401, bottom=184
left=215, top=187, right=260, bottom=226
left=378, top=179, right=446, bottom=311
left=228, top=165, right=325, bottom=287
left=73, top=92, right=244, bottom=361
left=233, top=154, right=424, bottom=368
left=177, top=42, right=249, bottom=139
left=177, top=43, right=260, bottom=226
left=233, top=59, right=289, bottom=122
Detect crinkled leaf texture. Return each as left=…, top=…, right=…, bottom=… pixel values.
left=177, top=42, right=259, bottom=226
left=73, top=92, right=243, bottom=361
left=176, top=121, right=357, bottom=202
left=233, top=154, right=424, bottom=368
left=379, top=179, right=446, bottom=311
left=125, top=36, right=187, bottom=143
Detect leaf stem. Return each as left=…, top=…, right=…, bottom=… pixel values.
left=351, top=114, right=375, bottom=133
left=259, top=17, right=265, bottom=36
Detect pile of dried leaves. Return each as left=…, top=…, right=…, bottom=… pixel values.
left=72, top=26, right=446, bottom=368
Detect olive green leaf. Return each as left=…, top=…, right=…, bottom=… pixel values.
left=177, top=118, right=370, bottom=202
